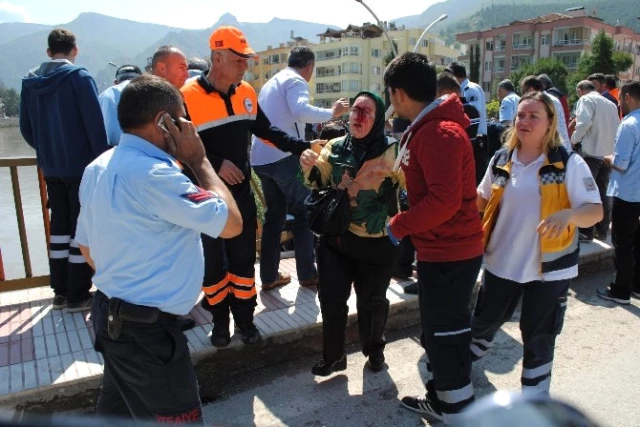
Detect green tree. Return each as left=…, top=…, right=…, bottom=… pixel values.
left=469, top=44, right=481, bottom=83
left=613, top=51, right=634, bottom=75
left=509, top=58, right=569, bottom=95
left=468, top=46, right=475, bottom=82
left=0, top=88, right=20, bottom=117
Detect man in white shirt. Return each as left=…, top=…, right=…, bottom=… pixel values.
left=250, top=46, right=349, bottom=291
left=445, top=62, right=487, bottom=136
left=520, top=75, right=571, bottom=151
left=572, top=80, right=621, bottom=241
left=497, top=79, right=519, bottom=125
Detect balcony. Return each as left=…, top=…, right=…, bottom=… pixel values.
left=553, top=38, right=589, bottom=47
left=316, top=71, right=339, bottom=78
left=316, top=52, right=342, bottom=62
left=495, top=43, right=507, bottom=52
left=512, top=43, right=532, bottom=50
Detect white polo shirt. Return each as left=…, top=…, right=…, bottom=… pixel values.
left=478, top=149, right=601, bottom=283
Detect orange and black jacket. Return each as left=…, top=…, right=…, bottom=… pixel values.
left=181, top=74, right=310, bottom=190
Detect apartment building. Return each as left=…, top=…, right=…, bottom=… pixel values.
left=312, top=23, right=460, bottom=107
left=456, top=11, right=640, bottom=97
left=246, top=24, right=461, bottom=108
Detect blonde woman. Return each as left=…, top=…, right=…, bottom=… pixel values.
left=472, top=91, right=603, bottom=395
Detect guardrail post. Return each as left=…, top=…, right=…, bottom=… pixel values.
left=10, top=165, right=33, bottom=278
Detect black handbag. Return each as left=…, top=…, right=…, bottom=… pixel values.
left=305, top=187, right=351, bottom=236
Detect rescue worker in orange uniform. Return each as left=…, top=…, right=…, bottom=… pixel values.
left=181, top=26, right=325, bottom=347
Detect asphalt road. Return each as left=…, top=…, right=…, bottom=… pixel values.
left=202, top=268, right=640, bottom=427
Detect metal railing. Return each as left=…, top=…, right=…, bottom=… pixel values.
left=553, top=39, right=589, bottom=47
left=0, top=156, right=50, bottom=292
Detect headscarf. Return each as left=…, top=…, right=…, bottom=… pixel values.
left=348, top=90, right=388, bottom=167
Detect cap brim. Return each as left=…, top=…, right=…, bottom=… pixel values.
left=229, top=47, right=258, bottom=58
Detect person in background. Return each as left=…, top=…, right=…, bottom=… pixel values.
left=300, top=91, right=403, bottom=377
left=571, top=80, right=620, bottom=242
left=538, top=74, right=570, bottom=128
left=588, top=73, right=618, bottom=107
left=20, top=28, right=109, bottom=312
left=472, top=92, right=602, bottom=396
left=598, top=81, right=640, bottom=305
left=387, top=53, right=483, bottom=425
left=76, top=74, right=242, bottom=422
left=251, top=45, right=349, bottom=291
left=520, top=76, right=570, bottom=151
left=99, top=64, right=142, bottom=146
left=497, top=79, right=520, bottom=126
left=99, top=46, right=188, bottom=147
left=188, top=57, right=209, bottom=79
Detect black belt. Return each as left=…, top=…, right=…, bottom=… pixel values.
left=98, top=291, right=178, bottom=340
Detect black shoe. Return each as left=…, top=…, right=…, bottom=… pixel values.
left=179, top=316, right=196, bottom=331
left=52, top=295, right=67, bottom=310
left=400, top=395, right=443, bottom=421
left=366, top=352, right=385, bottom=372
left=211, top=325, right=231, bottom=348
left=311, top=355, right=347, bottom=376
left=596, top=288, right=631, bottom=305
left=631, top=290, right=640, bottom=299
left=67, top=295, right=93, bottom=313
left=403, top=282, right=418, bottom=295
left=239, top=324, right=262, bottom=345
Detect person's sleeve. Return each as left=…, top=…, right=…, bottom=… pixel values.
left=566, top=154, right=602, bottom=206
left=477, top=87, right=487, bottom=135
left=141, top=163, right=229, bottom=238
left=251, top=103, right=310, bottom=155
left=554, top=99, right=570, bottom=149
left=499, top=99, right=515, bottom=123
left=285, top=78, right=333, bottom=124
left=19, top=91, right=34, bottom=148
left=477, top=154, right=496, bottom=200
left=74, top=172, right=91, bottom=247
left=98, top=90, right=121, bottom=146
left=303, top=139, right=335, bottom=189
left=611, top=122, right=636, bottom=171
left=571, top=98, right=593, bottom=144
left=389, top=128, right=465, bottom=238
left=77, top=72, right=110, bottom=157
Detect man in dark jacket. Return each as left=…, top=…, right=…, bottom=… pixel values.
left=538, top=74, right=570, bottom=128
left=385, top=53, right=484, bottom=425
left=20, top=28, right=109, bottom=312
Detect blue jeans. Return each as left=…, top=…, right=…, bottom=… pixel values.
left=253, top=155, right=317, bottom=283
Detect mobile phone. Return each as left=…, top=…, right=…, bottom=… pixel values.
left=157, top=116, right=181, bottom=133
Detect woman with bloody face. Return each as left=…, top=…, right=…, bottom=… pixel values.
left=300, top=91, right=404, bottom=376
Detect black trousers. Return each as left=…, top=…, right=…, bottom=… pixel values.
left=470, top=270, right=570, bottom=395
left=580, top=156, right=611, bottom=238
left=92, top=291, right=203, bottom=424
left=317, top=232, right=399, bottom=362
left=45, top=177, right=93, bottom=303
left=472, top=138, right=489, bottom=187
left=201, top=184, right=257, bottom=330
left=418, top=256, right=482, bottom=421
left=610, top=197, right=640, bottom=298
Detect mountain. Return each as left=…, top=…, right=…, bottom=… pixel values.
left=0, top=22, right=51, bottom=45
left=0, top=12, right=338, bottom=91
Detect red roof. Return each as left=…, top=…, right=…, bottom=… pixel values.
left=510, top=13, right=573, bottom=25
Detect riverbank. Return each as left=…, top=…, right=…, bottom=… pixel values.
left=0, top=118, right=19, bottom=128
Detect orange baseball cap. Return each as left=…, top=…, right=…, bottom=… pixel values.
left=209, top=26, right=257, bottom=58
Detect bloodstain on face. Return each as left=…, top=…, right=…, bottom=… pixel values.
left=349, top=96, right=376, bottom=139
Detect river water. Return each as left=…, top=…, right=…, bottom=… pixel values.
left=0, top=127, right=49, bottom=280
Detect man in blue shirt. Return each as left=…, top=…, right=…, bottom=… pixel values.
left=250, top=46, right=349, bottom=291
left=497, top=79, right=519, bottom=125
left=20, top=29, right=109, bottom=312
left=598, top=80, right=640, bottom=305
left=98, top=64, right=142, bottom=146
left=75, top=75, right=242, bottom=422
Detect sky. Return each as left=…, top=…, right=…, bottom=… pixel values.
left=0, top=0, right=441, bottom=29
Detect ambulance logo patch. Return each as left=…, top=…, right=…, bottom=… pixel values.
left=583, top=177, right=596, bottom=192
left=244, top=97, right=254, bottom=113
left=182, top=186, right=215, bottom=204
left=467, top=95, right=478, bottom=102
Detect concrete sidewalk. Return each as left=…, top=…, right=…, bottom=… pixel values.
left=0, top=238, right=615, bottom=412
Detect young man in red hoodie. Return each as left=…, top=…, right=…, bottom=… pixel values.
left=385, top=53, right=484, bottom=425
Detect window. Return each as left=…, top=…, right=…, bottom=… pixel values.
left=409, top=38, right=417, bottom=46
left=350, top=46, right=360, bottom=56
left=372, top=66, right=381, bottom=75
left=485, top=41, right=494, bottom=51
left=371, top=48, right=381, bottom=57
left=421, top=39, right=429, bottom=48
left=494, top=58, right=505, bottom=71
left=541, top=34, right=549, bottom=45
left=370, top=83, right=382, bottom=92
left=484, top=61, right=491, bottom=71
left=482, top=82, right=492, bottom=92
left=342, top=80, right=361, bottom=91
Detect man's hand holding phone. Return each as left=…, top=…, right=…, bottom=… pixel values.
left=160, top=113, right=205, bottom=167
